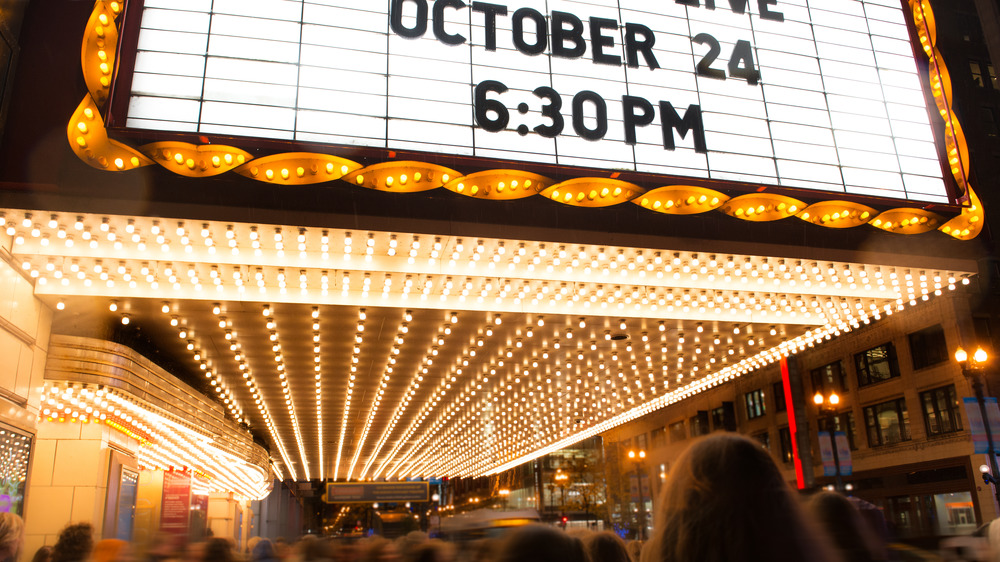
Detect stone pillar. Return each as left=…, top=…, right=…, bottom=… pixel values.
left=207, top=492, right=252, bottom=550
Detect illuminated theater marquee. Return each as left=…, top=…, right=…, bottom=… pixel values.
left=126, top=0, right=950, bottom=203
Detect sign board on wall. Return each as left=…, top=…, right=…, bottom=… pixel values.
left=326, top=481, right=430, bottom=503
left=159, top=470, right=192, bottom=535
left=123, top=0, right=950, bottom=203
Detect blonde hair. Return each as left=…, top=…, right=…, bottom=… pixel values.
left=0, top=513, right=24, bottom=556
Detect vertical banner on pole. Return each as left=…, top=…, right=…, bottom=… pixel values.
left=640, top=474, right=651, bottom=503
left=986, top=398, right=1000, bottom=438
left=965, top=397, right=989, bottom=454
left=818, top=431, right=835, bottom=477
left=834, top=432, right=853, bottom=476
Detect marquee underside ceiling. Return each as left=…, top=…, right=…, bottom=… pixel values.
left=2, top=208, right=977, bottom=480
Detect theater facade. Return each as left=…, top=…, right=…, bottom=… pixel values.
left=0, top=0, right=995, bottom=550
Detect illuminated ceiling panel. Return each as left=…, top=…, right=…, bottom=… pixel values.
left=2, top=209, right=976, bottom=479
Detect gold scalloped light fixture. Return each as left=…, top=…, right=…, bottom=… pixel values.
left=444, top=170, right=550, bottom=200
left=940, top=188, right=984, bottom=240
left=234, top=152, right=361, bottom=185
left=141, top=142, right=252, bottom=177
left=721, top=194, right=804, bottom=222
left=81, top=1, right=123, bottom=105
left=352, top=161, right=459, bottom=192
left=633, top=185, right=728, bottom=215
left=909, top=0, right=984, bottom=239
left=869, top=208, right=943, bottom=234
left=67, top=95, right=152, bottom=172
left=541, top=178, right=644, bottom=208
left=797, top=201, right=877, bottom=228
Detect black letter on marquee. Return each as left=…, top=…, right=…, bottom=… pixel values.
left=622, top=95, right=656, bottom=145
left=759, top=0, right=784, bottom=21
left=625, top=23, right=659, bottom=70
left=390, top=0, right=428, bottom=38
left=472, top=2, right=507, bottom=51
left=660, top=102, right=707, bottom=153
left=512, top=8, right=547, bottom=55
left=675, top=0, right=699, bottom=6
left=573, top=91, right=608, bottom=141
left=551, top=11, right=586, bottom=59
left=727, top=0, right=749, bottom=13
left=433, top=0, right=467, bottom=45
left=590, top=17, right=621, bottom=66
left=693, top=33, right=726, bottom=80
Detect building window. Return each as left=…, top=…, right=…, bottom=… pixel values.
left=773, top=381, right=787, bottom=413
left=745, top=389, right=766, bottom=419
left=778, top=426, right=793, bottom=463
left=669, top=421, right=686, bottom=443
left=921, top=385, right=963, bottom=437
left=650, top=426, right=666, bottom=448
left=864, top=397, right=911, bottom=446
left=811, top=361, right=848, bottom=393
left=972, top=60, right=985, bottom=87
left=710, top=403, right=736, bottom=431
left=690, top=411, right=709, bottom=437
left=711, top=406, right=725, bottom=429
left=752, top=430, right=770, bottom=451
left=855, top=343, right=900, bottom=387
left=983, top=107, right=1000, bottom=137
left=818, top=412, right=858, bottom=450
left=908, top=325, right=949, bottom=370
left=636, top=432, right=649, bottom=451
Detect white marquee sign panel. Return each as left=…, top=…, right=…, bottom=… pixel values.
left=125, top=0, right=950, bottom=203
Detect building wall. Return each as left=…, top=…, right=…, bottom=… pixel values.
left=22, top=421, right=140, bottom=554
left=0, top=236, right=52, bottom=430
left=0, top=235, right=54, bottom=554
left=602, top=291, right=997, bottom=539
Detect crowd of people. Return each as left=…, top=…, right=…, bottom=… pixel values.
left=0, top=433, right=984, bottom=562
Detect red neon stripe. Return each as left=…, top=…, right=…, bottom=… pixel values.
left=781, top=358, right=805, bottom=489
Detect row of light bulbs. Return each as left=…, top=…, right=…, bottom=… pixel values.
left=333, top=309, right=367, bottom=481
left=32, top=260, right=955, bottom=331
left=67, top=276, right=969, bottom=480
left=357, top=312, right=450, bottom=480
left=12, top=209, right=976, bottom=478
left=266, top=307, right=311, bottom=482
left=7, top=211, right=957, bottom=300
left=385, top=279, right=970, bottom=477
left=480, top=281, right=972, bottom=476
left=38, top=383, right=270, bottom=499
left=345, top=310, right=408, bottom=480
left=2, top=212, right=950, bottom=288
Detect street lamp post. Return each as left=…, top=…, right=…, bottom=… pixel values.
left=555, top=470, right=569, bottom=528
left=627, top=449, right=647, bottom=541
left=498, top=488, right=510, bottom=511
left=431, top=492, right=441, bottom=535
left=955, top=346, right=1000, bottom=506
left=813, top=390, right=844, bottom=492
